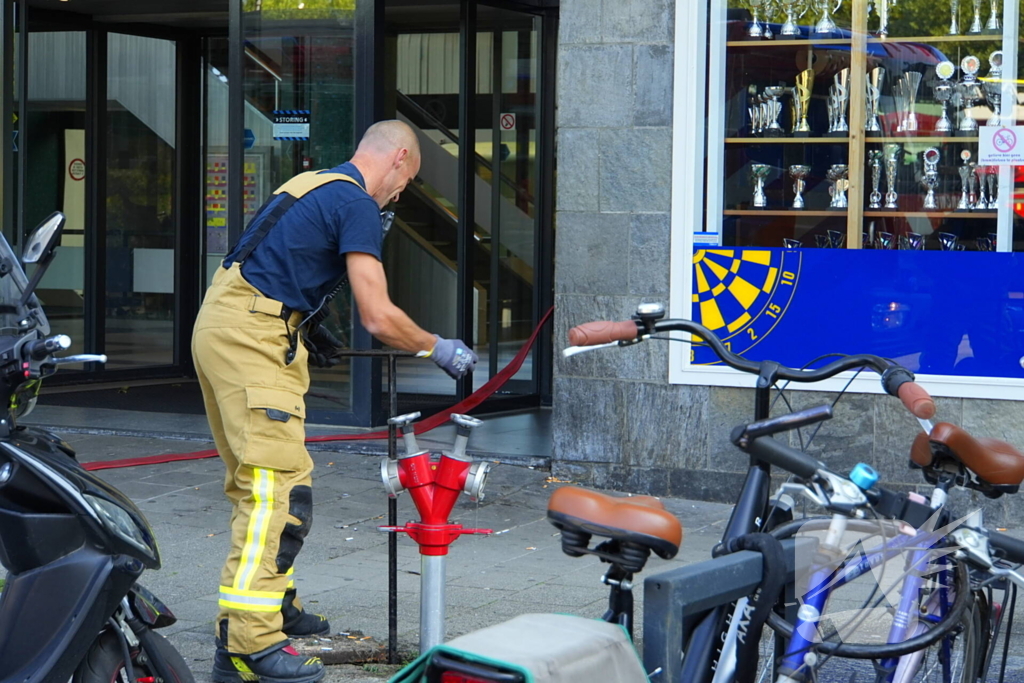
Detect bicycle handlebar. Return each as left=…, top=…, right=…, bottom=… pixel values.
left=989, top=530, right=1024, bottom=564
left=566, top=316, right=936, bottom=419
left=745, top=436, right=825, bottom=481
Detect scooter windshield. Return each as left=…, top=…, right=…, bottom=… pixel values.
left=0, top=232, right=49, bottom=336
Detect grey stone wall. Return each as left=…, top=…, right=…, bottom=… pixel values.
left=551, top=0, right=1024, bottom=526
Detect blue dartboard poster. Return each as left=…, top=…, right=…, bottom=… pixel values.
left=690, top=248, right=1024, bottom=379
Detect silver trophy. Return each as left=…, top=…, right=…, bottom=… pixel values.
left=969, top=0, right=983, bottom=33
left=968, top=162, right=979, bottom=208
left=949, top=0, right=960, bottom=34
left=783, top=238, right=803, bottom=248
left=813, top=0, right=843, bottom=34
left=750, top=163, right=771, bottom=208
left=893, top=72, right=922, bottom=132
left=938, top=233, right=965, bottom=251
left=986, top=0, right=1001, bottom=30
left=747, top=0, right=768, bottom=37
left=933, top=61, right=956, bottom=133
left=976, top=166, right=991, bottom=207
left=789, top=164, right=810, bottom=209
left=957, top=55, right=982, bottom=133
left=957, top=150, right=974, bottom=210
left=827, top=164, right=849, bottom=209
left=827, top=229, right=845, bottom=248
left=866, top=67, right=885, bottom=133
left=814, top=234, right=830, bottom=248
left=920, top=148, right=941, bottom=210
left=873, top=0, right=893, bottom=36
left=868, top=150, right=883, bottom=209
left=977, top=233, right=997, bottom=251
left=828, top=68, right=851, bottom=134
left=779, top=0, right=808, bottom=37
left=984, top=51, right=1003, bottom=127
left=985, top=167, right=998, bottom=209
left=763, top=86, right=788, bottom=137
left=876, top=231, right=895, bottom=250
left=884, top=143, right=901, bottom=209
left=899, top=232, right=925, bottom=250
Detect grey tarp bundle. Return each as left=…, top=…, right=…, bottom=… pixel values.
left=389, top=613, right=649, bottom=683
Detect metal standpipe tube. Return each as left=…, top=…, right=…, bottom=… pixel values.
left=419, top=554, right=447, bottom=651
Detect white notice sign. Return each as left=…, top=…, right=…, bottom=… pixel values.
left=979, top=126, right=1024, bottom=164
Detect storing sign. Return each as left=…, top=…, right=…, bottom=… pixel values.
left=273, top=110, right=311, bottom=141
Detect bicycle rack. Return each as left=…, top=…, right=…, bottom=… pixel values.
left=378, top=412, right=493, bottom=652
left=642, top=536, right=818, bottom=682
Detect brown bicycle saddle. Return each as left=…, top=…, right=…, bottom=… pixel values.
left=911, top=422, right=1024, bottom=493
left=547, top=486, right=683, bottom=562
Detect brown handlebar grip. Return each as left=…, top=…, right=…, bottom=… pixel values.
left=898, top=382, right=936, bottom=419
left=568, top=320, right=640, bottom=346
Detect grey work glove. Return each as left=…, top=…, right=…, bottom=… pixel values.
left=303, top=324, right=345, bottom=368
left=419, top=335, right=478, bottom=379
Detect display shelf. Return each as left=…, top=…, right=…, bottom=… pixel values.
left=867, top=34, right=1004, bottom=43
left=726, top=39, right=852, bottom=47
left=725, top=209, right=846, bottom=216
left=865, top=136, right=979, bottom=143
left=724, top=137, right=849, bottom=143
left=864, top=211, right=998, bottom=218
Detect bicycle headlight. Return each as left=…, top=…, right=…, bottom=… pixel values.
left=84, top=493, right=157, bottom=560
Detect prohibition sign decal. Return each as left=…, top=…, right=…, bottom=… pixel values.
left=68, top=158, right=86, bottom=181
left=993, top=128, right=1017, bottom=154
left=500, top=113, right=516, bottom=131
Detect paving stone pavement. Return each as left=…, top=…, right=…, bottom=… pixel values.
left=21, top=407, right=1024, bottom=681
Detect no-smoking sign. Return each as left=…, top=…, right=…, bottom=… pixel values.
left=68, top=158, right=85, bottom=182
left=499, top=113, right=516, bottom=131
left=980, top=126, right=1024, bottom=164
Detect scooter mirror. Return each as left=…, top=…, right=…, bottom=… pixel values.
left=23, top=212, right=65, bottom=265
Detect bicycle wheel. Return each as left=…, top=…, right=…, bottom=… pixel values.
left=900, top=593, right=982, bottom=683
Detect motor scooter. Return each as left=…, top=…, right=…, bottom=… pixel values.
left=0, top=212, right=194, bottom=683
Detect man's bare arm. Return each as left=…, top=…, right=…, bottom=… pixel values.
left=346, top=251, right=437, bottom=354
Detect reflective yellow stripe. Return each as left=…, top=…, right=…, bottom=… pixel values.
left=287, top=566, right=295, bottom=588
left=219, top=598, right=283, bottom=612
left=235, top=468, right=275, bottom=590
left=219, top=586, right=285, bottom=599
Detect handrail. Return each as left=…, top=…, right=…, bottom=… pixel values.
left=396, top=91, right=535, bottom=208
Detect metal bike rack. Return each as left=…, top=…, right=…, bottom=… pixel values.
left=642, top=536, right=819, bottom=682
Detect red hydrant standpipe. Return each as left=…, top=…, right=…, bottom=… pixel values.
left=378, top=412, right=492, bottom=652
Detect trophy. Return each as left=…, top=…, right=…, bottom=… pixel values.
left=828, top=68, right=851, bottom=134
left=957, top=55, right=982, bottom=134
left=985, top=166, right=998, bottom=209
left=949, top=0, right=960, bottom=34
left=792, top=69, right=815, bottom=135
left=873, top=0, right=893, bottom=36
left=968, top=162, right=979, bottom=208
left=938, top=233, right=965, bottom=251
left=899, top=232, right=925, bottom=250
left=957, top=150, right=974, bottom=210
left=984, top=51, right=1003, bottom=127
left=763, top=86, right=788, bottom=137
left=884, top=143, right=901, bottom=209
left=969, top=0, right=983, bottom=33
left=868, top=149, right=883, bottom=209
left=977, top=233, right=997, bottom=251
left=976, top=166, right=991, bottom=207
left=933, top=61, right=956, bottom=134
left=866, top=67, right=885, bottom=134
left=779, top=0, right=808, bottom=37
left=876, top=231, right=895, bottom=250
left=827, top=229, right=845, bottom=248
left=789, top=164, right=811, bottom=209
left=813, top=0, right=843, bottom=34
left=747, top=0, right=768, bottom=38
left=986, top=0, right=1001, bottom=30
left=750, top=163, right=771, bottom=208
left=893, top=72, right=922, bottom=132
left=826, top=164, right=849, bottom=209
left=920, top=148, right=941, bottom=210
left=863, top=229, right=872, bottom=249
left=783, top=238, right=803, bottom=248
left=814, top=234, right=830, bottom=248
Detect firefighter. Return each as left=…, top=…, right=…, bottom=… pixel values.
left=193, top=120, right=477, bottom=683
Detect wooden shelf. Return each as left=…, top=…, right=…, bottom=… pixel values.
left=725, top=210, right=845, bottom=217
left=726, top=39, right=852, bottom=47
left=865, top=136, right=979, bottom=143
left=867, top=34, right=1003, bottom=43
left=864, top=211, right=998, bottom=218
left=725, top=137, right=848, bottom=144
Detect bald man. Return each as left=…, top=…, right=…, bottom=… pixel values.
left=193, top=120, right=477, bottom=683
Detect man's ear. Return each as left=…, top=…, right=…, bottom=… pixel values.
left=394, top=147, right=409, bottom=168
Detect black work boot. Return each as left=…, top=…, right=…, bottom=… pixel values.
left=213, top=621, right=325, bottom=683
left=281, top=588, right=331, bottom=637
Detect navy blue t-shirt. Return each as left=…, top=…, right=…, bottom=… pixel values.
left=223, top=163, right=382, bottom=313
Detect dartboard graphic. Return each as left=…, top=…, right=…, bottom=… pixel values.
left=691, top=248, right=802, bottom=364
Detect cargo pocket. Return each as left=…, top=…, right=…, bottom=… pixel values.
left=277, top=485, right=313, bottom=573
left=242, top=385, right=310, bottom=472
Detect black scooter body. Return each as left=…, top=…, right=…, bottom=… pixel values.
left=0, top=426, right=173, bottom=683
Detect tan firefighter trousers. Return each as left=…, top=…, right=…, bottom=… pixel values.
left=192, top=262, right=315, bottom=655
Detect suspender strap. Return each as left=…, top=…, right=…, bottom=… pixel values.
left=231, top=171, right=367, bottom=265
